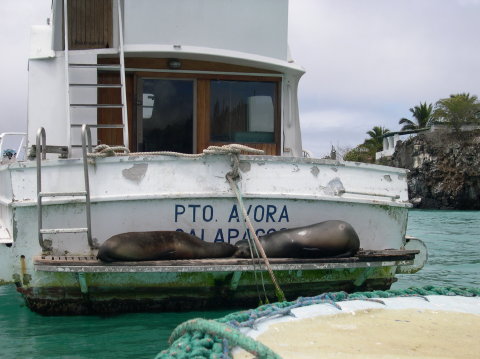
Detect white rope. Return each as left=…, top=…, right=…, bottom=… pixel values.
left=87, top=144, right=130, bottom=157
left=203, top=144, right=265, bottom=155
left=225, top=155, right=286, bottom=302
left=87, top=144, right=265, bottom=158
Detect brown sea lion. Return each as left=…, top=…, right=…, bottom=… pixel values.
left=97, top=231, right=236, bottom=262
left=234, top=220, right=360, bottom=258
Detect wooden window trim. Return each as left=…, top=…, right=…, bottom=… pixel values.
left=204, top=78, right=281, bottom=156
left=97, top=59, right=282, bottom=155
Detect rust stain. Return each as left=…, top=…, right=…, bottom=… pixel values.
left=20, top=255, right=31, bottom=285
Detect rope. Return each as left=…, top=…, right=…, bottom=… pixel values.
left=155, top=318, right=281, bottom=359
left=88, top=144, right=130, bottom=157
left=203, top=144, right=265, bottom=155
left=226, top=174, right=286, bottom=303
left=86, top=143, right=265, bottom=158
left=156, top=286, right=479, bottom=358
left=225, top=152, right=286, bottom=303
left=218, top=285, right=480, bottom=328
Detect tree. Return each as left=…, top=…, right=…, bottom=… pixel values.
left=432, top=93, right=480, bottom=131
left=343, top=144, right=373, bottom=163
left=364, top=126, right=390, bottom=152
left=398, top=102, right=433, bottom=131
left=343, top=126, right=390, bottom=163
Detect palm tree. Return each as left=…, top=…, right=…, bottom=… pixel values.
left=398, top=102, right=433, bottom=131
left=364, top=126, right=390, bottom=152
left=432, top=93, right=480, bottom=131
left=343, top=126, right=390, bottom=163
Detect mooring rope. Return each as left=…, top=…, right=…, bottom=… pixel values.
left=226, top=175, right=286, bottom=303
left=225, top=153, right=286, bottom=303
left=225, top=153, right=269, bottom=304
left=155, top=286, right=480, bottom=359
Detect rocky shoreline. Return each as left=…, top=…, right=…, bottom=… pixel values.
left=387, top=129, right=480, bottom=210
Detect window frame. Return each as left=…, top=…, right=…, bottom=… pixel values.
left=198, top=75, right=281, bottom=155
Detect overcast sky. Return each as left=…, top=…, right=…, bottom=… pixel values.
left=1, top=0, right=479, bottom=156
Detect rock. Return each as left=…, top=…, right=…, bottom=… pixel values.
left=390, top=129, right=480, bottom=210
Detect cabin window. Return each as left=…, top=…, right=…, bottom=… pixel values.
left=137, top=78, right=194, bottom=153
left=210, top=80, right=276, bottom=143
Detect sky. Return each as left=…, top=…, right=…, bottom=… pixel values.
left=1, top=0, right=479, bottom=157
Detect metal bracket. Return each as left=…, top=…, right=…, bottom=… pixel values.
left=76, top=272, right=89, bottom=294
left=353, top=267, right=375, bottom=287
left=230, top=271, right=242, bottom=290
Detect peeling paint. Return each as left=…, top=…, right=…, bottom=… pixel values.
left=330, top=167, right=338, bottom=172
left=239, top=162, right=251, bottom=173
left=122, top=163, right=148, bottom=183
left=310, top=166, right=319, bottom=177
left=325, top=177, right=345, bottom=196
left=384, top=175, right=392, bottom=182
left=292, top=164, right=300, bottom=172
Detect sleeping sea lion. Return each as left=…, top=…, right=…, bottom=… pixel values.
left=97, top=231, right=236, bottom=262
left=234, top=220, right=360, bottom=258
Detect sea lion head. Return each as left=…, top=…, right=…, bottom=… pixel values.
left=233, top=239, right=251, bottom=258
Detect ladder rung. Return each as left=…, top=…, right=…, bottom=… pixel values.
left=69, top=63, right=121, bottom=69
left=70, top=83, right=122, bottom=88
left=39, top=191, right=87, bottom=197
left=70, top=104, right=124, bottom=108
left=40, top=228, right=88, bottom=234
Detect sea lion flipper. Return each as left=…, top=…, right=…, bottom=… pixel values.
left=333, top=250, right=356, bottom=258
left=97, top=253, right=116, bottom=262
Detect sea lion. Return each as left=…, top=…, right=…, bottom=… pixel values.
left=97, top=231, right=237, bottom=262
left=234, top=220, right=360, bottom=258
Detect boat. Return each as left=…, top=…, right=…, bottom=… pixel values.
left=156, top=286, right=480, bottom=359
left=0, top=0, right=426, bottom=315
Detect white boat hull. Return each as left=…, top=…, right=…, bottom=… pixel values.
left=0, top=154, right=417, bottom=313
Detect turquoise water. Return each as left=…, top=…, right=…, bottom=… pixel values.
left=1, top=210, right=479, bottom=359
left=393, top=210, right=480, bottom=289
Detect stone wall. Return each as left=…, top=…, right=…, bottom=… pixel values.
left=389, top=129, right=480, bottom=209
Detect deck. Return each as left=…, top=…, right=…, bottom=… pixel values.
left=34, top=249, right=419, bottom=273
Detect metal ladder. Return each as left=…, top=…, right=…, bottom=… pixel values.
left=63, top=0, right=129, bottom=153
left=36, top=127, right=94, bottom=251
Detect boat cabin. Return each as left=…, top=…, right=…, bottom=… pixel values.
left=28, top=0, right=305, bottom=157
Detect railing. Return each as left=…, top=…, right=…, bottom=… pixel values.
left=302, top=149, right=313, bottom=158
